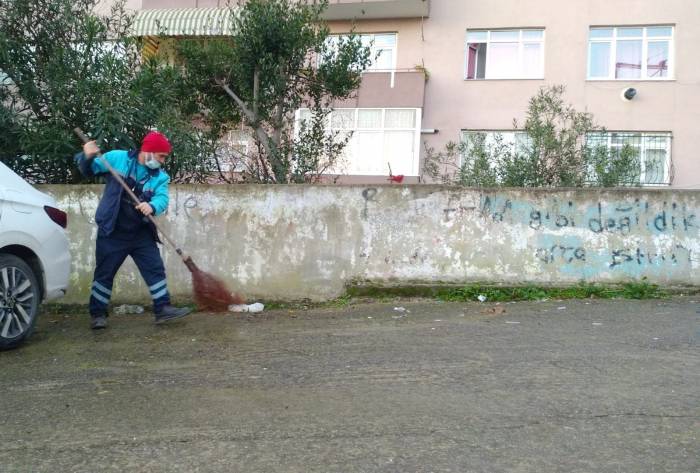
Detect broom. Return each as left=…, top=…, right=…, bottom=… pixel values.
left=74, top=128, right=243, bottom=311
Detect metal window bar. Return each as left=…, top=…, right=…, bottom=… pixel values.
left=585, top=132, right=672, bottom=186
left=458, top=131, right=672, bottom=187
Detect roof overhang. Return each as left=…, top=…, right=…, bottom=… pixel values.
left=321, top=0, right=430, bottom=21
left=132, top=7, right=236, bottom=37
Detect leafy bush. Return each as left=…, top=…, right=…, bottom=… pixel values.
left=0, top=0, right=213, bottom=183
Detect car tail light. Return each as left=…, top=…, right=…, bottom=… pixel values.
left=44, top=206, right=68, bottom=229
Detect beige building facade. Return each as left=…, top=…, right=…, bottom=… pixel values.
left=134, top=0, right=700, bottom=187
left=96, top=0, right=142, bottom=14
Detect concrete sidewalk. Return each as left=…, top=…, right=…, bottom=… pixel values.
left=1, top=298, right=698, bottom=472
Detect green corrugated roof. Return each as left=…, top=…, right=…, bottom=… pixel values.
left=132, top=7, right=236, bottom=37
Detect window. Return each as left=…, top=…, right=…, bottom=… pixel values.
left=460, top=130, right=672, bottom=186
left=587, top=132, right=672, bottom=185
left=588, top=26, right=673, bottom=80
left=217, top=129, right=251, bottom=172
left=297, top=108, right=421, bottom=176
left=461, top=130, right=532, bottom=158
left=466, top=29, right=545, bottom=80
left=324, top=33, right=397, bottom=71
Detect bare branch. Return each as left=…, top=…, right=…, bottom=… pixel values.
left=217, top=80, right=256, bottom=122
left=252, top=67, right=259, bottom=118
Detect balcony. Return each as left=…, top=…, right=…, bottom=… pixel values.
left=139, top=0, right=430, bottom=20
left=322, top=0, right=430, bottom=20
left=141, top=0, right=430, bottom=18
left=334, top=69, right=426, bottom=108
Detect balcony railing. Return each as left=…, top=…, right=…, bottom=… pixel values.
left=140, top=1, right=430, bottom=19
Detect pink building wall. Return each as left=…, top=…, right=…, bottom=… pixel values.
left=135, top=0, right=700, bottom=187
left=328, top=0, right=700, bottom=187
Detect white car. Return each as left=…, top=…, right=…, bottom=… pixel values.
left=0, top=162, right=71, bottom=349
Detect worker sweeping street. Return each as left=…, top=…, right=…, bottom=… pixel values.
left=75, top=131, right=192, bottom=329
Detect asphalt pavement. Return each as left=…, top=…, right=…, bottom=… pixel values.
left=1, top=297, right=698, bottom=472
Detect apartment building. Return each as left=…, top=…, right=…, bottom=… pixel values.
left=129, top=0, right=700, bottom=187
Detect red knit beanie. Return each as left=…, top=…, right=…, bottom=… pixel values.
left=141, top=131, right=172, bottom=154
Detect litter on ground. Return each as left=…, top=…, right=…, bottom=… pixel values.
left=113, top=304, right=144, bottom=315
left=228, top=302, right=265, bottom=313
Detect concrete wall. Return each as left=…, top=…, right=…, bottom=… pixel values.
left=43, top=185, right=700, bottom=304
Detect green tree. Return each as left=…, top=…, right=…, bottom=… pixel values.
left=516, top=85, right=598, bottom=187
left=177, top=0, right=372, bottom=183
left=0, top=0, right=210, bottom=183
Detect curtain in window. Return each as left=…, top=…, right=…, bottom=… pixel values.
left=357, top=109, right=382, bottom=128
left=616, top=41, right=642, bottom=79
left=331, top=109, right=354, bottom=129
left=467, top=44, right=478, bottom=79
left=385, top=109, right=415, bottom=129
left=384, top=131, right=415, bottom=175
left=647, top=42, right=669, bottom=78
left=353, top=131, right=384, bottom=173
left=487, top=43, right=519, bottom=79
left=522, top=43, right=543, bottom=78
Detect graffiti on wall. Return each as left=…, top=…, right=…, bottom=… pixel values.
left=478, top=194, right=698, bottom=275
left=480, top=195, right=696, bottom=234
left=356, top=187, right=699, bottom=279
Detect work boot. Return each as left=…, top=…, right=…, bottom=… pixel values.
left=91, top=316, right=107, bottom=330
left=154, top=305, right=192, bottom=324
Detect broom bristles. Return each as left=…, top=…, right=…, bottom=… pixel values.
left=184, top=257, right=244, bottom=312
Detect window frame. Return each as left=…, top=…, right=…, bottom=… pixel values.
left=323, top=32, right=398, bottom=73
left=464, top=28, right=546, bottom=80
left=217, top=129, right=251, bottom=173
left=587, top=25, right=675, bottom=81
left=460, top=130, right=673, bottom=186
left=295, top=107, right=422, bottom=176
left=586, top=131, right=673, bottom=186
left=459, top=129, right=531, bottom=167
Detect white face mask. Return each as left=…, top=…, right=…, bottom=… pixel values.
left=144, top=153, right=161, bottom=170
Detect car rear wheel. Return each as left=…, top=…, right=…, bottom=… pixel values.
left=0, top=254, right=40, bottom=350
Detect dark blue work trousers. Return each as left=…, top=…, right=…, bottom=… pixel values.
left=89, top=229, right=170, bottom=317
